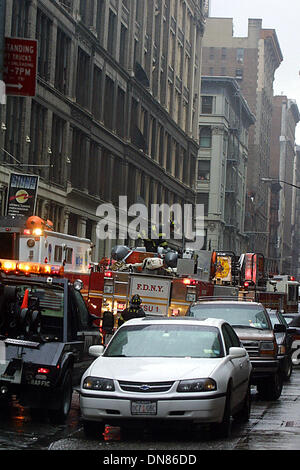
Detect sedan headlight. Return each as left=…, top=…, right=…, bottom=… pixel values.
left=83, top=376, right=115, bottom=391
left=177, top=378, right=216, bottom=393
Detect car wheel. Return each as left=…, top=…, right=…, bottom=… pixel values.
left=48, top=369, right=73, bottom=424
left=257, top=372, right=283, bottom=400
left=234, top=383, right=251, bottom=422
left=212, top=384, right=232, bottom=438
left=83, top=420, right=105, bottom=439
left=283, top=356, right=293, bottom=381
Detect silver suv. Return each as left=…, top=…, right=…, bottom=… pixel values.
left=186, top=300, right=286, bottom=400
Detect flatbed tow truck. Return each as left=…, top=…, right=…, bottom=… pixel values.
left=0, top=259, right=101, bottom=423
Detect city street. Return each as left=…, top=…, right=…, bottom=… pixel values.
left=1, top=368, right=300, bottom=451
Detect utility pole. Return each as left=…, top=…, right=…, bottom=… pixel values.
left=0, top=0, right=6, bottom=104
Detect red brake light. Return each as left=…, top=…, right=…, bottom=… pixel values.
left=183, top=278, right=191, bottom=285
left=104, top=271, right=112, bottom=278
left=290, top=276, right=295, bottom=281
left=37, top=368, right=50, bottom=374
left=244, top=281, right=249, bottom=288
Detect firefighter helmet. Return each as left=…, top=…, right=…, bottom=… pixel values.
left=130, top=294, right=142, bottom=306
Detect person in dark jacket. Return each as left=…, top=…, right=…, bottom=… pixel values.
left=118, top=295, right=146, bottom=326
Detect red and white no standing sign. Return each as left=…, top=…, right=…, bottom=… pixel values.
left=3, top=37, right=38, bottom=97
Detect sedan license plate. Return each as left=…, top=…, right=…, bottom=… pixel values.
left=131, top=400, right=157, bottom=415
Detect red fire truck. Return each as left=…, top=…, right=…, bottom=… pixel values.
left=94, top=248, right=215, bottom=322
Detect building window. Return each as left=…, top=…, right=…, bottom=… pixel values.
left=201, top=96, right=214, bottom=114
left=221, top=47, right=227, bottom=59
left=55, top=28, right=71, bottom=94
left=96, top=0, right=105, bottom=41
left=119, top=24, right=127, bottom=67
left=36, top=9, right=52, bottom=81
left=103, top=76, right=115, bottom=130
left=199, top=127, right=212, bottom=148
left=29, top=101, right=47, bottom=173
left=50, top=114, right=65, bottom=185
left=235, top=69, right=243, bottom=79
left=76, top=48, right=90, bottom=108
left=71, top=128, right=87, bottom=190
left=4, top=97, right=24, bottom=164
left=116, top=87, right=125, bottom=138
left=92, top=65, right=103, bottom=121
left=198, top=160, right=210, bottom=181
left=196, top=193, right=209, bottom=216
left=107, top=10, right=116, bottom=56
left=11, top=0, right=30, bottom=37
left=236, top=48, right=244, bottom=63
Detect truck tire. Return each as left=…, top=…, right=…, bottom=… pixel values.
left=283, top=356, right=293, bottom=381
left=257, top=372, right=283, bottom=400
left=48, top=369, right=73, bottom=424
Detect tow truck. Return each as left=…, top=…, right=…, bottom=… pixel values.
left=0, top=259, right=101, bottom=423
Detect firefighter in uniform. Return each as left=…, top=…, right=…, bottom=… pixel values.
left=138, top=222, right=169, bottom=253
left=118, top=294, right=146, bottom=326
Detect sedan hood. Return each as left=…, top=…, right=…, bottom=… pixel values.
left=88, top=357, right=222, bottom=382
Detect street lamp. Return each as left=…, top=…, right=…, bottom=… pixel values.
left=261, top=177, right=300, bottom=190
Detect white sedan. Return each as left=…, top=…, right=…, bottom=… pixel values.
left=79, top=317, right=252, bottom=438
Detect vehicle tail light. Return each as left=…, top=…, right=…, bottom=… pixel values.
left=37, top=368, right=50, bottom=374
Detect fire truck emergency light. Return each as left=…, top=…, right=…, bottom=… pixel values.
left=0, top=259, right=64, bottom=276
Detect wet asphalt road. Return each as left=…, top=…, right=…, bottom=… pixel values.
left=1, top=368, right=300, bottom=451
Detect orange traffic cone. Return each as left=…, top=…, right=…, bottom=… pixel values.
left=21, top=289, right=29, bottom=309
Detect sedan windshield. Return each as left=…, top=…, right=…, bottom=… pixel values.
left=104, top=324, right=224, bottom=358
left=189, top=304, right=270, bottom=330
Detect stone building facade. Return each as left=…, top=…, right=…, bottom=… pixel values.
left=269, top=96, right=300, bottom=274
left=0, top=0, right=207, bottom=259
left=201, top=17, right=283, bottom=257
left=198, top=76, right=255, bottom=254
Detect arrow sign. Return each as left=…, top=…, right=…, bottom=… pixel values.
left=6, top=83, right=23, bottom=90
left=3, top=37, right=37, bottom=97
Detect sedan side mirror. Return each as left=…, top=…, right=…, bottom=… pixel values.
left=89, top=345, right=105, bottom=357
left=229, top=347, right=247, bottom=358
left=274, top=323, right=286, bottom=333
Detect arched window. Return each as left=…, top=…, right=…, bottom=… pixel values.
left=199, top=127, right=212, bottom=148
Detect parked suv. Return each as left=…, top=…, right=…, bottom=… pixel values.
left=186, top=300, right=286, bottom=400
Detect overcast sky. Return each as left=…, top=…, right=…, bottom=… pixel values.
left=210, top=0, right=300, bottom=142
